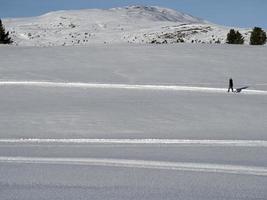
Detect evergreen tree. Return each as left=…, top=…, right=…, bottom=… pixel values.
left=250, top=27, right=267, bottom=45
left=235, top=31, right=244, bottom=44
left=226, top=29, right=244, bottom=44
left=0, top=19, right=12, bottom=44
left=226, top=29, right=236, bottom=44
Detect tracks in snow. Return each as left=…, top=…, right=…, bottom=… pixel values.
left=1, top=138, right=267, bottom=147
left=0, top=156, right=267, bottom=176
left=0, top=81, right=267, bottom=95
left=1, top=81, right=266, bottom=177
left=2, top=139, right=267, bottom=176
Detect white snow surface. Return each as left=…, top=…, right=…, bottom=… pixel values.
left=1, top=157, right=267, bottom=176
left=0, top=44, right=267, bottom=199
left=0, top=81, right=266, bottom=95
left=3, top=6, right=252, bottom=46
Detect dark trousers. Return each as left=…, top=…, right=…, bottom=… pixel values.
left=228, top=87, right=234, bottom=92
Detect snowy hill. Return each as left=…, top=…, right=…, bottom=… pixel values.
left=4, top=6, right=251, bottom=46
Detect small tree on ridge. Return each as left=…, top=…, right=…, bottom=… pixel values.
left=226, top=29, right=244, bottom=44
left=0, top=19, right=12, bottom=44
left=250, top=27, right=266, bottom=45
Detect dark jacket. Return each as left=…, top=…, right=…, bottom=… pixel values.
left=229, top=79, right=233, bottom=88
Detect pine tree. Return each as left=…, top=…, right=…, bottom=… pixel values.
left=0, top=19, right=12, bottom=44
left=226, top=29, right=236, bottom=44
left=226, top=29, right=244, bottom=44
left=235, top=31, right=244, bottom=44
left=250, top=27, right=267, bottom=45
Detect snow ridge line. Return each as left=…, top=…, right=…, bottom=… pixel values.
left=0, top=81, right=267, bottom=95
left=0, top=157, right=267, bottom=176
left=1, top=139, right=267, bottom=147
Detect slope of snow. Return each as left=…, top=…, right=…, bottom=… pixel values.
left=3, top=6, right=251, bottom=46
left=0, top=44, right=267, bottom=199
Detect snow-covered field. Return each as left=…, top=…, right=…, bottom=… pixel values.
left=0, top=44, right=267, bottom=199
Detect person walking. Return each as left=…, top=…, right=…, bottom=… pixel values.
left=228, top=78, right=234, bottom=92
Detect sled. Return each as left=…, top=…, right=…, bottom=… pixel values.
left=235, top=86, right=249, bottom=93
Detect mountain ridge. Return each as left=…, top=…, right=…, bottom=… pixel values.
left=3, top=5, right=251, bottom=46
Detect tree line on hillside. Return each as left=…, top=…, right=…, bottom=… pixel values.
left=0, top=19, right=12, bottom=44
left=227, top=27, right=266, bottom=45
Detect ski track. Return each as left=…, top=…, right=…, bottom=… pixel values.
left=0, top=156, right=267, bottom=176
left=0, top=81, right=267, bottom=95
left=1, top=139, right=267, bottom=147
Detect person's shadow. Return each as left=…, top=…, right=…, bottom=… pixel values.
left=235, top=86, right=249, bottom=93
